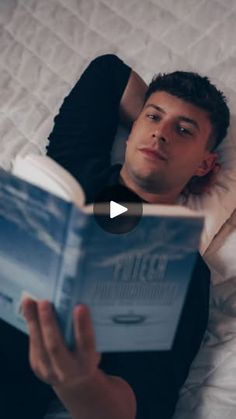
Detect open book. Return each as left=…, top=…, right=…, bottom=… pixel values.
left=0, top=155, right=204, bottom=352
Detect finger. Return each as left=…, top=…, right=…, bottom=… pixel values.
left=22, top=298, right=45, bottom=354
left=22, top=298, right=51, bottom=368
left=73, top=305, right=97, bottom=353
left=37, top=300, right=70, bottom=366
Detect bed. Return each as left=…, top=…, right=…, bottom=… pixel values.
left=0, top=1, right=236, bottom=418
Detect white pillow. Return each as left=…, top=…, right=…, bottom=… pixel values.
left=186, top=169, right=236, bottom=255
left=204, top=208, right=236, bottom=285
left=187, top=121, right=236, bottom=254
left=112, top=124, right=236, bottom=255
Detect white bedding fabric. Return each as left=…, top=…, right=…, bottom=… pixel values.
left=174, top=209, right=236, bottom=419
left=0, top=1, right=236, bottom=418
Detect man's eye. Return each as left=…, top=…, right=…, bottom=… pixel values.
left=177, top=126, right=192, bottom=136
left=147, top=114, right=160, bottom=121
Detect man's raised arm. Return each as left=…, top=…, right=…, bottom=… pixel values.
left=119, top=69, right=147, bottom=129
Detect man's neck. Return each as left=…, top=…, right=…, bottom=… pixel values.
left=119, top=169, right=181, bottom=205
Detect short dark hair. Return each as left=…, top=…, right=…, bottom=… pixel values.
left=144, top=71, right=230, bottom=150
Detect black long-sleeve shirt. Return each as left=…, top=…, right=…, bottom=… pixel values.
left=46, top=54, right=210, bottom=419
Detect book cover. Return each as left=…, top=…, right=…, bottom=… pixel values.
left=0, top=165, right=204, bottom=352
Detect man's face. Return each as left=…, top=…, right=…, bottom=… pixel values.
left=122, top=91, right=217, bottom=194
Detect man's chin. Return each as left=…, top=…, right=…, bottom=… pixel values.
left=131, top=171, right=167, bottom=193
left=121, top=163, right=169, bottom=193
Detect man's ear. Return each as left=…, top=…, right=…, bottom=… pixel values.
left=194, top=152, right=219, bottom=177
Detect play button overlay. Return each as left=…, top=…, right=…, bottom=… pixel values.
left=93, top=185, right=143, bottom=234
left=110, top=201, right=127, bottom=219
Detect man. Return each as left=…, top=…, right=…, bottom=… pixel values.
left=18, top=54, right=230, bottom=419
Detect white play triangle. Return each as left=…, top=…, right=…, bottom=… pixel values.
left=110, top=201, right=128, bottom=219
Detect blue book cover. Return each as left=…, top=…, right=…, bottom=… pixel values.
left=0, top=168, right=204, bottom=352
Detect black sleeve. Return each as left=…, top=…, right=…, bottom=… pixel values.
left=99, top=253, right=210, bottom=419
left=46, top=54, right=131, bottom=192
left=0, top=320, right=54, bottom=419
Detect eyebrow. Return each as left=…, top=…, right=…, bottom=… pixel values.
left=144, top=104, right=200, bottom=131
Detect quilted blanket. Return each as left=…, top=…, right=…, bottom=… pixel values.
left=0, top=1, right=236, bottom=418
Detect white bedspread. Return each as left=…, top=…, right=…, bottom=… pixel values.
left=0, top=1, right=236, bottom=418
left=174, top=209, right=236, bottom=418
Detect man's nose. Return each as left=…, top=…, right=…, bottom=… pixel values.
left=151, top=118, right=171, bottom=143
left=152, top=129, right=169, bottom=144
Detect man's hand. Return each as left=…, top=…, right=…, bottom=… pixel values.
left=22, top=298, right=101, bottom=390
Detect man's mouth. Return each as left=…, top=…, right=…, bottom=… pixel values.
left=138, top=147, right=168, bottom=162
